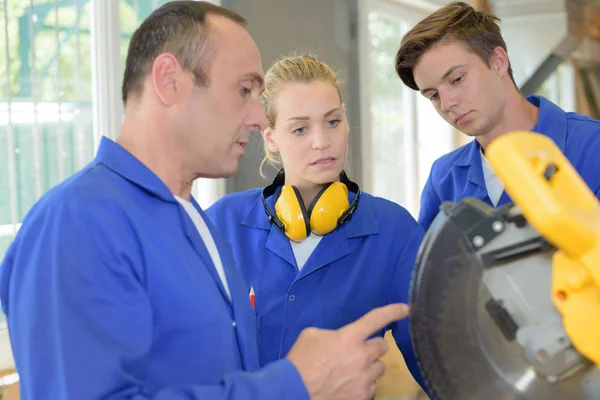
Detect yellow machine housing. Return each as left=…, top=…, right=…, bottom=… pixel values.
left=487, top=131, right=600, bottom=366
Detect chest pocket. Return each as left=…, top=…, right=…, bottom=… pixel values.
left=256, top=306, right=284, bottom=366
left=148, top=248, right=231, bottom=331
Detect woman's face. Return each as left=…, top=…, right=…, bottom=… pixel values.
left=262, top=81, right=349, bottom=187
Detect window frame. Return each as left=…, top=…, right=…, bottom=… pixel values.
left=358, top=0, right=453, bottom=217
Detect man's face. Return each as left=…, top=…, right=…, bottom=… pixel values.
left=175, top=15, right=267, bottom=179
left=413, top=41, right=506, bottom=138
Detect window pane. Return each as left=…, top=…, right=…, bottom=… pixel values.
left=537, top=63, right=575, bottom=112
left=368, top=12, right=408, bottom=205
left=0, top=0, right=222, bottom=328
left=416, top=95, right=453, bottom=197
left=1, top=0, right=95, bottom=328
left=120, top=0, right=173, bottom=74
left=366, top=9, right=454, bottom=217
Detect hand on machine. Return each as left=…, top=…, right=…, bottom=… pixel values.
left=409, top=131, right=600, bottom=399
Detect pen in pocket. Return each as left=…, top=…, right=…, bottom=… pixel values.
left=249, top=286, right=256, bottom=310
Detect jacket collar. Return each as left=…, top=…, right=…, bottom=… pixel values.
left=94, top=136, right=176, bottom=203
left=242, top=187, right=380, bottom=278
left=452, top=95, right=567, bottom=169
left=451, top=95, right=568, bottom=190
left=527, top=95, right=567, bottom=152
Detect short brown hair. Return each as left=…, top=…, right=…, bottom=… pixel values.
left=395, top=1, right=514, bottom=91
left=122, top=1, right=246, bottom=104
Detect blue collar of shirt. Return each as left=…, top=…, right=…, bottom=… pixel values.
left=453, top=95, right=567, bottom=168
left=241, top=186, right=379, bottom=239
left=94, top=136, right=177, bottom=203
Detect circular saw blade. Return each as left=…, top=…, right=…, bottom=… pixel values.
left=409, top=199, right=596, bottom=400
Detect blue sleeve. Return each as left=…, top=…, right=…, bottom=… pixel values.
left=205, top=202, right=220, bottom=225
left=1, top=199, right=308, bottom=400
left=386, top=221, right=430, bottom=395
left=205, top=199, right=232, bottom=233
left=418, top=170, right=441, bottom=233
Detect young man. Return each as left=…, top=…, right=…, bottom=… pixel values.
left=395, top=2, right=600, bottom=230
left=0, top=2, right=408, bottom=399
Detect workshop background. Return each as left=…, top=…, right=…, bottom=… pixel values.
left=1, top=0, right=598, bottom=398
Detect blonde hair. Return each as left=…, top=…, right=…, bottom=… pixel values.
left=259, top=54, right=344, bottom=177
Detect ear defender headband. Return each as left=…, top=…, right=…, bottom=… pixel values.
left=261, top=169, right=361, bottom=242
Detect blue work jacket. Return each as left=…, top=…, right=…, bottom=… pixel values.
left=419, top=95, right=600, bottom=230
left=206, top=188, right=427, bottom=391
left=0, top=137, right=307, bottom=400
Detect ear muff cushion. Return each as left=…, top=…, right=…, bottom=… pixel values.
left=275, top=185, right=310, bottom=241
left=309, top=182, right=350, bottom=235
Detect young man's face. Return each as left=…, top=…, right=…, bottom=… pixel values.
left=413, top=40, right=507, bottom=138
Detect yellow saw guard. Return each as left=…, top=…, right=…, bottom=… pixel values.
left=486, top=131, right=600, bottom=367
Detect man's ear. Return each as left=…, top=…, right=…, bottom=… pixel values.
left=491, top=46, right=510, bottom=78
left=151, top=53, right=184, bottom=106
left=262, top=128, right=279, bottom=153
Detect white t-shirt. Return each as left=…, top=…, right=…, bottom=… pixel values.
left=290, top=234, right=323, bottom=271
left=480, top=148, right=505, bottom=206
left=175, top=196, right=231, bottom=299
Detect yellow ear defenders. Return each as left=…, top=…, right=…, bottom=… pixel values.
left=261, top=170, right=360, bottom=242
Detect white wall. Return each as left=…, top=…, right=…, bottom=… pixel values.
left=500, top=11, right=568, bottom=87
left=222, top=0, right=363, bottom=192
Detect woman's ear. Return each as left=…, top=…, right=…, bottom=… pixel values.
left=262, top=128, right=279, bottom=153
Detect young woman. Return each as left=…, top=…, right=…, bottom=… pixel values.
left=206, top=55, right=427, bottom=391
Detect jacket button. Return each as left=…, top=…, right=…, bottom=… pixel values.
left=232, top=320, right=237, bottom=327
left=289, top=295, right=295, bottom=301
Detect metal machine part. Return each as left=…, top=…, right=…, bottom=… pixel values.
left=409, top=198, right=599, bottom=400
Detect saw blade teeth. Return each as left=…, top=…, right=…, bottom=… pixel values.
left=411, top=251, right=481, bottom=399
